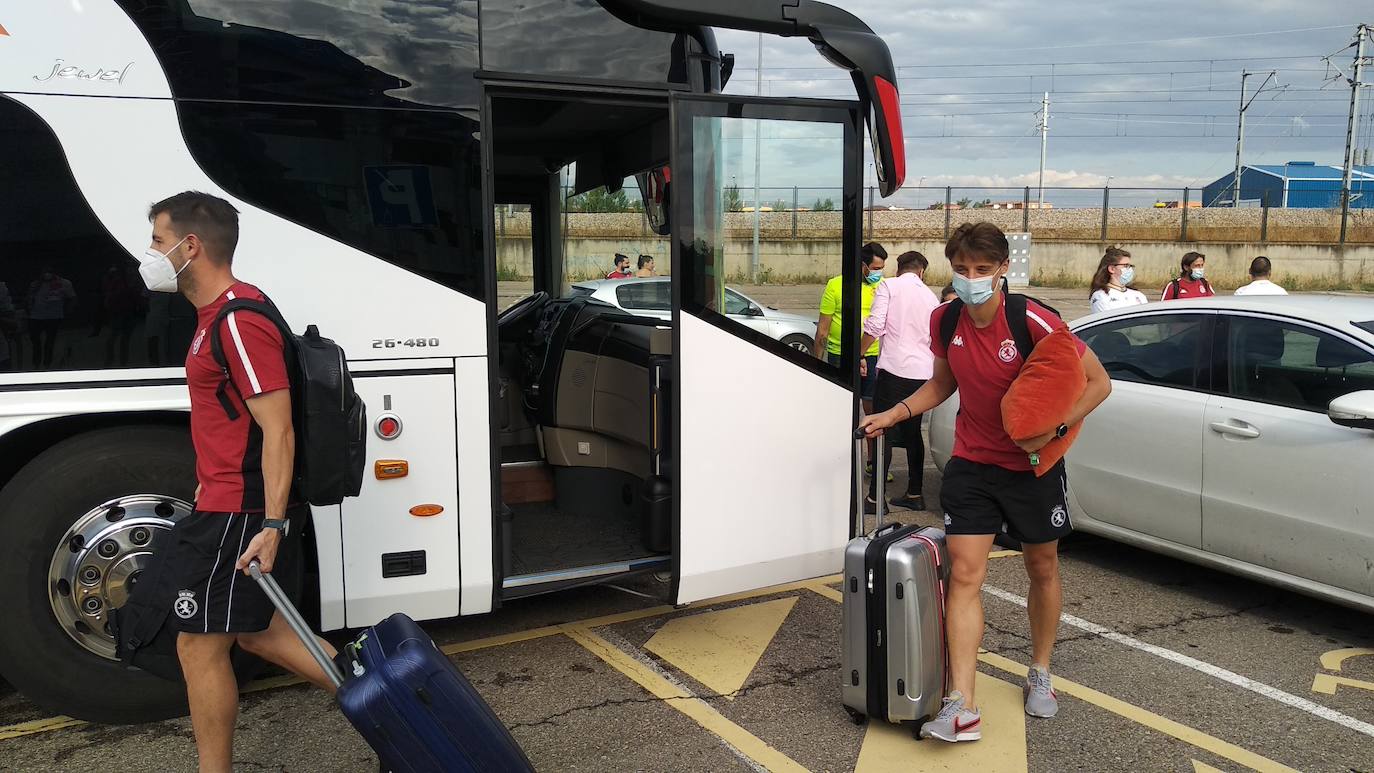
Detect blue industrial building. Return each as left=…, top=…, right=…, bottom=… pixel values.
left=1201, top=161, right=1374, bottom=208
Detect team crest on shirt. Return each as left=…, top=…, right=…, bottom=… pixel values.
left=1050, top=506, right=1067, bottom=528
left=191, top=328, right=207, bottom=355
left=174, top=590, right=198, bottom=619
left=951, top=335, right=965, bottom=347
left=997, top=338, right=1018, bottom=363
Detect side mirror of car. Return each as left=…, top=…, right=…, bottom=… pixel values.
left=748, top=304, right=764, bottom=317
left=1328, top=390, right=1374, bottom=430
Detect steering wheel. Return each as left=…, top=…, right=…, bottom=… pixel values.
left=498, top=291, right=550, bottom=330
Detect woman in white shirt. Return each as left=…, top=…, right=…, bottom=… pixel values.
left=1089, top=247, right=1149, bottom=313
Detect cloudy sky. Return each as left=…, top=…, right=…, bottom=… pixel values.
left=714, top=2, right=1368, bottom=205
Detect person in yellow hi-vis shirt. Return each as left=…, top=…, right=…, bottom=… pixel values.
left=815, top=242, right=887, bottom=482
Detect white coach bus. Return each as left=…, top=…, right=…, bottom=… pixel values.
left=0, top=0, right=905, bottom=720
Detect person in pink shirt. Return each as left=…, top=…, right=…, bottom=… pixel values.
left=860, top=250, right=940, bottom=511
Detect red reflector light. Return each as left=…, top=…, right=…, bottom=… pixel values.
left=873, top=76, right=906, bottom=189
left=375, top=414, right=403, bottom=440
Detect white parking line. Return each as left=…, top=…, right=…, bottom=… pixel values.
left=982, top=585, right=1374, bottom=740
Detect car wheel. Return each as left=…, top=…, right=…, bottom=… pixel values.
left=782, top=334, right=813, bottom=355
left=0, top=426, right=241, bottom=723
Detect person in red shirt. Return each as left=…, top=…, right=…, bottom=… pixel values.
left=139, top=191, right=337, bottom=773
left=606, top=253, right=634, bottom=280
left=1160, top=251, right=1215, bottom=300
left=860, top=222, right=1112, bottom=744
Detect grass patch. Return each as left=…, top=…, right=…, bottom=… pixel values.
left=496, top=262, right=529, bottom=281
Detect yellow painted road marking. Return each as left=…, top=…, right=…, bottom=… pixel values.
left=978, top=652, right=1300, bottom=773
left=644, top=597, right=798, bottom=700
left=1311, top=673, right=1374, bottom=696
left=808, top=582, right=844, bottom=603
left=987, top=550, right=1022, bottom=559
left=809, top=583, right=1298, bottom=773
left=563, top=626, right=808, bottom=773
left=0, top=716, right=87, bottom=742
left=0, top=574, right=841, bottom=744
left=1319, top=647, right=1374, bottom=672
left=1192, top=760, right=1227, bottom=773
left=855, top=672, right=1027, bottom=772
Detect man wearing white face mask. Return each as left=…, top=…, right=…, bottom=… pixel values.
left=138, top=191, right=338, bottom=773
left=860, top=222, right=1112, bottom=744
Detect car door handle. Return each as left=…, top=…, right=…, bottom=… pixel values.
left=1209, top=421, right=1261, bottom=439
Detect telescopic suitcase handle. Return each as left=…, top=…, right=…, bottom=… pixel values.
left=248, top=561, right=344, bottom=689
left=853, top=426, right=886, bottom=532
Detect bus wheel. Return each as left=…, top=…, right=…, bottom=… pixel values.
left=0, top=426, right=196, bottom=724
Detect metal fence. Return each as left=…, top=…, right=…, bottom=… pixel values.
left=552, top=183, right=1372, bottom=245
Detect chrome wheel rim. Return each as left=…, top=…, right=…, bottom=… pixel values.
left=47, top=494, right=192, bottom=660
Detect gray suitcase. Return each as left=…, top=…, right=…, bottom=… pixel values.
left=841, top=431, right=949, bottom=736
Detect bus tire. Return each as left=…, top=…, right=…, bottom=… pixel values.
left=0, top=425, right=199, bottom=723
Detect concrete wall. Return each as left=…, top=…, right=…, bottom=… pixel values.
left=493, top=211, right=1374, bottom=288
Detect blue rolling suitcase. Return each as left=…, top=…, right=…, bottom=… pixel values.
left=250, top=563, right=534, bottom=773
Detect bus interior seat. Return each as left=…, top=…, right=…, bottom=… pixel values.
left=529, top=305, right=657, bottom=520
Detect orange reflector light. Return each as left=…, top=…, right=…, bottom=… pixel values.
left=375, top=460, right=409, bottom=480
left=375, top=413, right=403, bottom=440
left=409, top=504, right=444, bottom=517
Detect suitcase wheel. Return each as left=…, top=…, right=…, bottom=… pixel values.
left=911, top=720, right=927, bottom=740
left=844, top=706, right=867, bottom=725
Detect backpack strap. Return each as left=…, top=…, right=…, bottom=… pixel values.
left=1167, top=278, right=1181, bottom=300
left=939, top=293, right=1039, bottom=363
left=938, top=298, right=964, bottom=352
left=1004, top=293, right=1035, bottom=363
left=207, top=297, right=294, bottom=422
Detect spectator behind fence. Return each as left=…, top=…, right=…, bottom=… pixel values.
left=1234, top=256, right=1287, bottom=296
left=818, top=242, right=887, bottom=475
left=1160, top=251, right=1214, bottom=301
left=861, top=251, right=939, bottom=512
left=636, top=255, right=656, bottom=278
left=1089, top=247, right=1148, bottom=313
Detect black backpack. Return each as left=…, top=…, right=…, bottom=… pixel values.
left=939, top=292, right=1060, bottom=363
left=209, top=298, right=366, bottom=506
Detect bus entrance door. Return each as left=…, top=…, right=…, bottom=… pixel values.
left=669, top=94, right=863, bottom=604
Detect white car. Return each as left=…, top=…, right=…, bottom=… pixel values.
left=930, top=296, right=1374, bottom=611
left=571, top=278, right=819, bottom=354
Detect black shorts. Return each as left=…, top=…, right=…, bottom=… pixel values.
left=827, top=353, right=881, bottom=401
left=164, top=506, right=306, bottom=634
left=939, top=457, right=1072, bottom=544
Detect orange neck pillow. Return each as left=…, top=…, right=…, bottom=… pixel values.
left=1001, top=327, right=1087, bottom=476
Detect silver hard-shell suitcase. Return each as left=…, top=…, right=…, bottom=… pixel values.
left=841, top=431, right=949, bottom=736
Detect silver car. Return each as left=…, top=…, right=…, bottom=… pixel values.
left=571, top=278, right=819, bottom=354
left=930, top=295, right=1374, bottom=611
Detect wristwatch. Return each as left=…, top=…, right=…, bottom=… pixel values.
left=1055, top=423, right=1070, bottom=439
left=262, top=518, right=289, bottom=535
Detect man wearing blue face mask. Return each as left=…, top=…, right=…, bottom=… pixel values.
left=860, top=222, right=1112, bottom=744
left=817, top=242, right=887, bottom=481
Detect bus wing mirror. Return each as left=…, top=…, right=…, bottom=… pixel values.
left=635, top=166, right=671, bottom=236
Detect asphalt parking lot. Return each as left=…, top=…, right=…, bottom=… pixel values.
left=6, top=285, right=1372, bottom=772
left=5, top=440, right=1374, bottom=772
